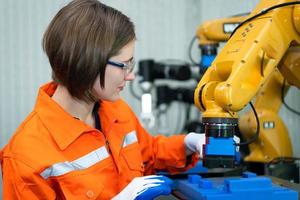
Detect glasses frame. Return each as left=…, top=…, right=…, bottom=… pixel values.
left=107, top=59, right=135, bottom=75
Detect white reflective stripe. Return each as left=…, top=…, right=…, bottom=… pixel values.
left=40, top=146, right=109, bottom=179
left=122, top=130, right=138, bottom=147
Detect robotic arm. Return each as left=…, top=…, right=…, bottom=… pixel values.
left=195, top=7, right=253, bottom=91
left=196, top=13, right=247, bottom=73
left=194, top=0, right=300, bottom=168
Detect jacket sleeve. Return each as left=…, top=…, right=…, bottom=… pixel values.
left=1, top=156, right=56, bottom=200
left=130, top=110, right=199, bottom=175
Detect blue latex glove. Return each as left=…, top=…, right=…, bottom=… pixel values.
left=135, top=175, right=173, bottom=200
left=112, top=175, right=173, bottom=200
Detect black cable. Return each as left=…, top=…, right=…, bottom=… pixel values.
left=213, top=2, right=300, bottom=146
left=230, top=1, right=300, bottom=38
left=268, top=156, right=300, bottom=165
left=266, top=79, right=300, bottom=165
left=234, top=1, right=300, bottom=145
left=188, top=36, right=200, bottom=66
left=236, top=102, right=260, bottom=146
left=281, top=79, right=300, bottom=115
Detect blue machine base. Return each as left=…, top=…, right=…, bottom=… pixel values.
left=173, top=172, right=298, bottom=200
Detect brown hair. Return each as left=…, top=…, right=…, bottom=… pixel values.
left=43, top=0, right=135, bottom=102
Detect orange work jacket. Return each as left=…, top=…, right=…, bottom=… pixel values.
left=1, top=82, right=197, bottom=200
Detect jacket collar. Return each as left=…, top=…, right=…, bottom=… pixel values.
left=34, top=82, right=129, bottom=150
left=34, top=82, right=93, bottom=150
left=100, top=100, right=129, bottom=125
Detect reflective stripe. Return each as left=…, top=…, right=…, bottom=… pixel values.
left=122, top=130, right=138, bottom=147
left=40, top=146, right=109, bottom=179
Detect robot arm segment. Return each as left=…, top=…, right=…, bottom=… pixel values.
left=195, top=0, right=300, bottom=119
left=194, top=0, right=300, bottom=168
left=196, top=14, right=247, bottom=45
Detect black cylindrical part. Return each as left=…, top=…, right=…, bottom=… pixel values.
left=199, top=44, right=218, bottom=56
left=155, top=63, right=191, bottom=80
left=138, top=59, right=155, bottom=82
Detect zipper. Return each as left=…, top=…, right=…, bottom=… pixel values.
left=105, top=139, right=111, bottom=154
left=93, top=102, right=111, bottom=154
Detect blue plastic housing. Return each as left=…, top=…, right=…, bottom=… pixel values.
left=173, top=172, right=298, bottom=200
left=200, top=55, right=216, bottom=69
left=205, top=137, right=236, bottom=156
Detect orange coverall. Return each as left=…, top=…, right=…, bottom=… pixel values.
left=0, top=82, right=197, bottom=199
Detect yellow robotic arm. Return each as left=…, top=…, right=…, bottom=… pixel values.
left=194, top=0, right=300, bottom=167
left=195, top=13, right=247, bottom=80
left=196, top=14, right=246, bottom=45
left=195, top=0, right=300, bottom=118
left=239, top=45, right=300, bottom=163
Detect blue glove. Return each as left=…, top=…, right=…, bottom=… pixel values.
left=112, top=175, right=174, bottom=200
left=135, top=175, right=173, bottom=200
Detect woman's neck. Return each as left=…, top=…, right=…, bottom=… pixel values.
left=51, top=85, right=95, bottom=127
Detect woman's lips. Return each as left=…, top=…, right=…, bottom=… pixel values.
left=118, top=85, right=125, bottom=90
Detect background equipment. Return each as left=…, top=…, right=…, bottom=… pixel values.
left=194, top=0, right=300, bottom=173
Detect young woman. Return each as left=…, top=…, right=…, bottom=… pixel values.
left=1, top=0, right=204, bottom=199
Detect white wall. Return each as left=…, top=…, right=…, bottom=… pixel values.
left=1, top=0, right=300, bottom=197
left=0, top=0, right=204, bottom=147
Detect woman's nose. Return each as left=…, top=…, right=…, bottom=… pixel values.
left=125, top=71, right=135, bottom=81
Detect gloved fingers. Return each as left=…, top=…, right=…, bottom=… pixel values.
left=131, top=175, right=170, bottom=193
left=143, top=175, right=173, bottom=186
left=184, top=132, right=206, bottom=155
left=133, top=175, right=164, bottom=185
left=145, top=175, right=172, bottom=183
left=135, top=178, right=165, bottom=191
left=136, top=176, right=174, bottom=197
left=154, top=175, right=174, bottom=187
left=132, top=182, right=162, bottom=199
left=141, top=174, right=163, bottom=179
left=136, top=183, right=162, bottom=195
left=134, top=183, right=173, bottom=200
left=144, top=175, right=174, bottom=189
left=112, top=175, right=173, bottom=200
left=141, top=177, right=164, bottom=185
left=233, top=135, right=240, bottom=143
left=233, top=135, right=240, bottom=152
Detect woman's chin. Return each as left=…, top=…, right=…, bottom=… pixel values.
left=104, top=95, right=120, bottom=102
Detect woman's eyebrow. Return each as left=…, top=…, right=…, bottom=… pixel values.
left=122, top=56, right=134, bottom=63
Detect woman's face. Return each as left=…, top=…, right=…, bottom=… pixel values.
left=92, top=40, right=136, bottom=102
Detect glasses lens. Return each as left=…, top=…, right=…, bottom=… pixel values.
left=126, top=59, right=135, bottom=75
left=108, top=59, right=135, bottom=75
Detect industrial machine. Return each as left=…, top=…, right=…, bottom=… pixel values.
left=136, top=1, right=300, bottom=199
left=195, top=12, right=247, bottom=75
left=194, top=0, right=300, bottom=170
left=137, top=59, right=196, bottom=133
left=166, top=1, right=300, bottom=199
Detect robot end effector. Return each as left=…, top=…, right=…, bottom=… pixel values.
left=194, top=0, right=300, bottom=168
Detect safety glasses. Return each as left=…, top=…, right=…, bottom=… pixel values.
left=107, top=58, right=135, bottom=75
